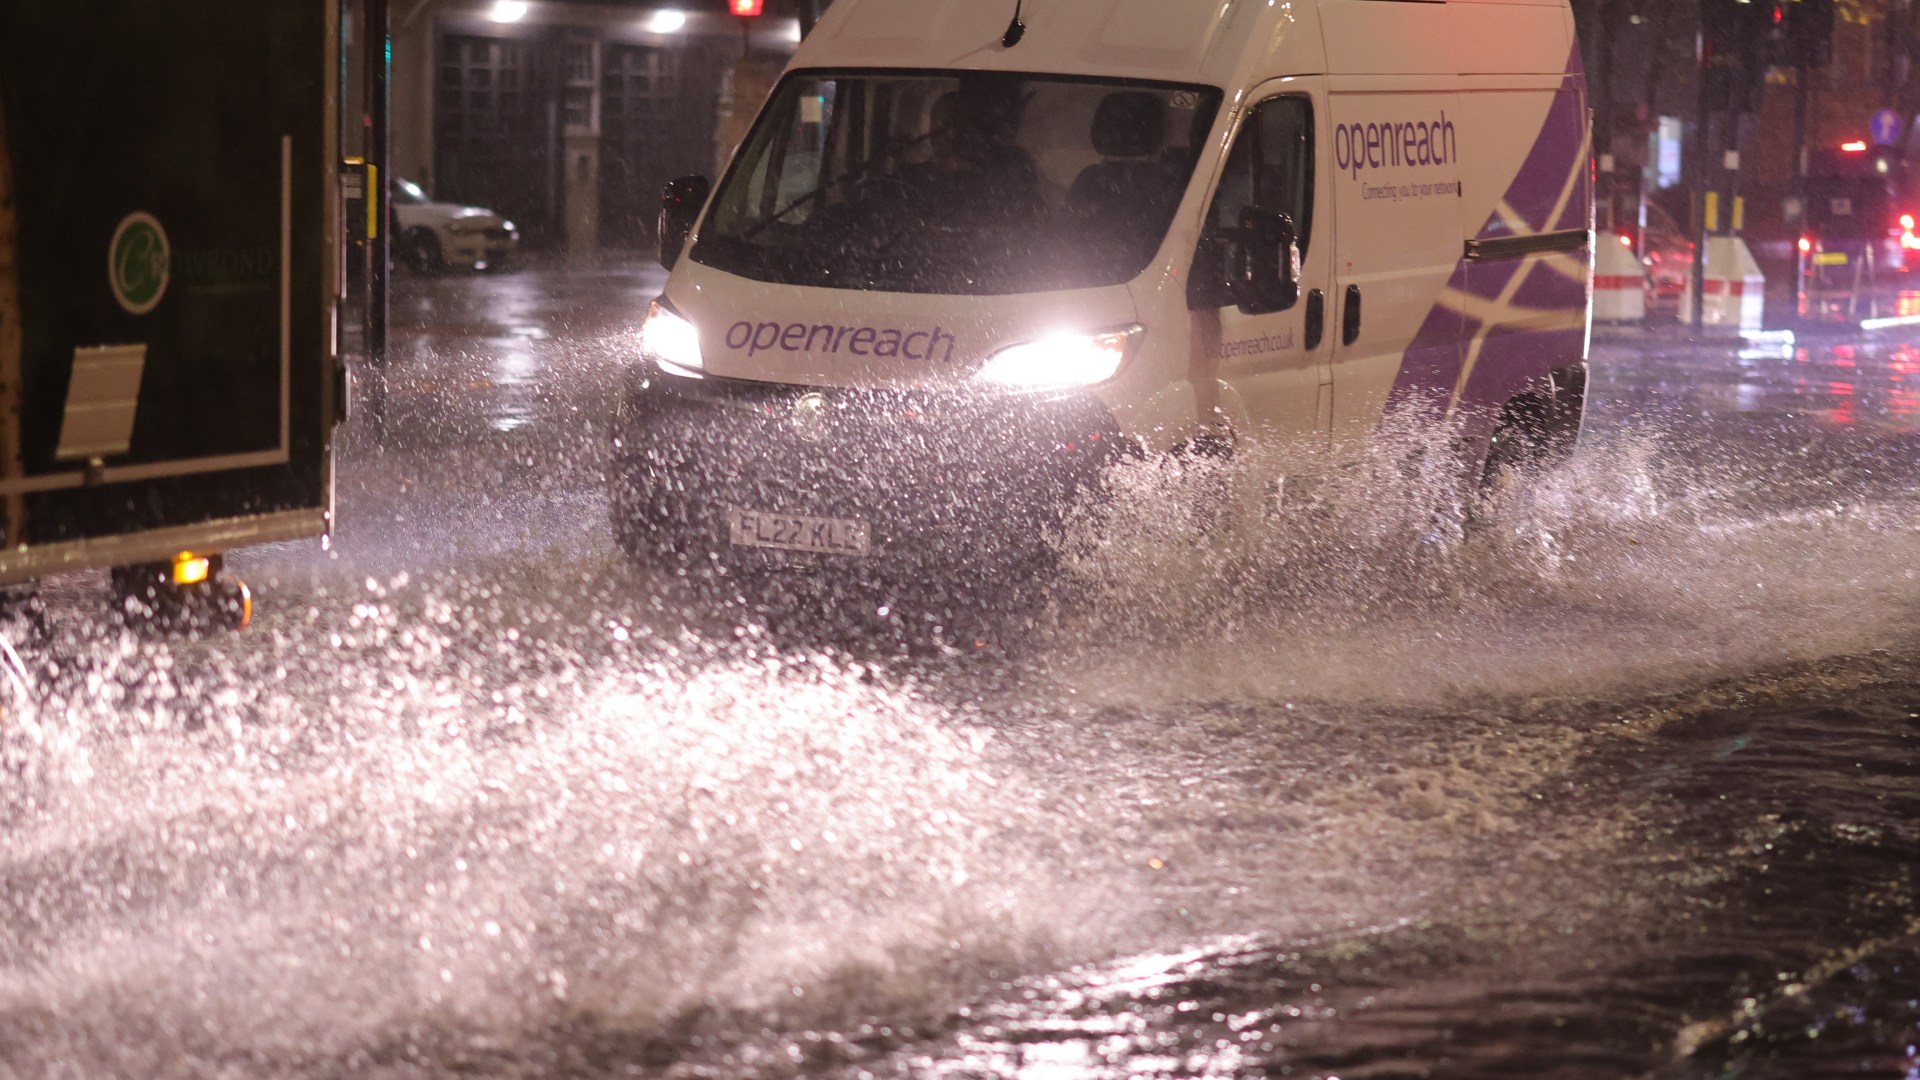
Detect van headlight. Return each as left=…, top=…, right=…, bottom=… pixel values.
left=975, top=325, right=1142, bottom=390
left=641, top=299, right=705, bottom=378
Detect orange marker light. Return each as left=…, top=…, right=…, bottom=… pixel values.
left=172, top=552, right=212, bottom=586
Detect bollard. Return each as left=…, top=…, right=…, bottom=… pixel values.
left=1681, top=235, right=1766, bottom=331
left=1593, top=232, right=1648, bottom=323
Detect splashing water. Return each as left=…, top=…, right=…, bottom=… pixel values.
left=1044, top=413, right=1920, bottom=710
left=0, top=593, right=1145, bottom=1076
left=7, top=376, right=1920, bottom=1075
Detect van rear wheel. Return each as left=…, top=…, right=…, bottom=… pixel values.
left=1480, top=366, right=1586, bottom=495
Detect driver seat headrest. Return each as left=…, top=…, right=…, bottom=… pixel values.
left=1091, top=91, right=1166, bottom=159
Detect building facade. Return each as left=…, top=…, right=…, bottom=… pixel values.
left=1751, top=3, right=1917, bottom=210
left=383, top=1, right=800, bottom=253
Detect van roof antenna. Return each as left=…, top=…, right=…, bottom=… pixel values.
left=1002, top=0, right=1025, bottom=47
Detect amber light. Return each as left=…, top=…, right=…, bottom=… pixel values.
left=172, top=552, right=212, bottom=586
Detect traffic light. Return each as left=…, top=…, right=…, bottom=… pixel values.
left=1702, top=0, right=1772, bottom=68
left=730, top=0, right=764, bottom=14
left=1778, top=0, right=1835, bottom=68
left=1702, top=0, right=1772, bottom=112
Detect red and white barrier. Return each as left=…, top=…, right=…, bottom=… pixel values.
left=1681, top=236, right=1766, bottom=331
left=1593, top=231, right=1646, bottom=323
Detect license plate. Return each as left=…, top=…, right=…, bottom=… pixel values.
left=727, top=508, right=871, bottom=557
left=1813, top=252, right=1850, bottom=267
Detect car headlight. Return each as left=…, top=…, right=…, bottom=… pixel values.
left=501, top=220, right=517, bottom=234
left=975, top=325, right=1142, bottom=390
left=641, top=299, right=704, bottom=378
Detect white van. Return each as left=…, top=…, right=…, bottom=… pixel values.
left=611, top=0, right=1591, bottom=587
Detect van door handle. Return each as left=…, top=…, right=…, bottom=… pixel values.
left=1304, top=289, right=1326, bottom=351
left=1342, top=284, right=1363, bottom=346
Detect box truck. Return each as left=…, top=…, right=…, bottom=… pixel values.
left=0, top=1, right=353, bottom=632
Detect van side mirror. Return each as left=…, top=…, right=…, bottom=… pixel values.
left=1232, top=207, right=1300, bottom=316
left=658, top=175, right=710, bottom=270
left=1186, top=208, right=1301, bottom=314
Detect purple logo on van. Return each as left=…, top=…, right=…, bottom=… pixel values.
left=725, top=320, right=958, bottom=362
left=1334, top=112, right=1458, bottom=180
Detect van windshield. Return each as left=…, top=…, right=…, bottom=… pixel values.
left=692, top=71, right=1222, bottom=296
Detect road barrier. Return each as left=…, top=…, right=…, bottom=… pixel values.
left=1593, top=231, right=1646, bottom=323
left=1682, top=236, right=1766, bottom=331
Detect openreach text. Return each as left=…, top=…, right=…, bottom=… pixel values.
left=1334, top=112, right=1459, bottom=179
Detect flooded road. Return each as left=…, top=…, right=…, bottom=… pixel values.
left=3, top=265, right=1920, bottom=1077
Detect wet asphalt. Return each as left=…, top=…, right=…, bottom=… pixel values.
left=2, top=261, right=1920, bottom=1078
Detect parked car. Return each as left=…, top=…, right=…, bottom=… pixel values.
left=392, top=177, right=518, bottom=272
left=1621, top=201, right=1694, bottom=310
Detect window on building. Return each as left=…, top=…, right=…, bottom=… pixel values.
left=563, top=37, right=599, bottom=135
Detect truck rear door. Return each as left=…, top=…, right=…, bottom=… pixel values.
left=0, top=1, right=340, bottom=583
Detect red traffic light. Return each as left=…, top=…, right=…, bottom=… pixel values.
left=730, top=0, right=763, bottom=14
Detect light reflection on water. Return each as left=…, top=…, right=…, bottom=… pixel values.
left=1610, top=331, right=1920, bottom=434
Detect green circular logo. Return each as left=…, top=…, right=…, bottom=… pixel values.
left=109, top=212, right=170, bottom=315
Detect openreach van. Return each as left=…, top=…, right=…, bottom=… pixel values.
left=612, top=0, right=1591, bottom=598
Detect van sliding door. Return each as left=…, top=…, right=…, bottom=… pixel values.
left=1451, top=81, right=1591, bottom=415
left=1321, top=0, right=1587, bottom=435
left=1325, top=74, right=1468, bottom=440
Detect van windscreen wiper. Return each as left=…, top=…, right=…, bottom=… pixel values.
left=739, top=127, right=945, bottom=242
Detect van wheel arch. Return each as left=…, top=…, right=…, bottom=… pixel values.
left=1480, top=363, right=1588, bottom=490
